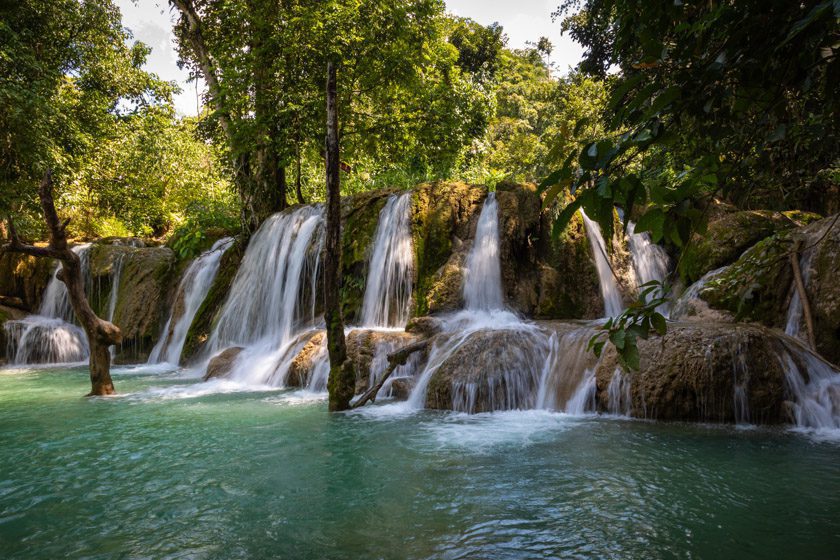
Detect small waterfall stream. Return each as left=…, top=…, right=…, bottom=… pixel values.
left=204, top=207, right=324, bottom=384
left=359, top=193, right=414, bottom=328
left=463, top=192, right=504, bottom=311
left=149, top=237, right=233, bottom=365
left=580, top=210, right=623, bottom=317
left=627, top=221, right=671, bottom=316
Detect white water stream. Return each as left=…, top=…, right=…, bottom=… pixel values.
left=149, top=237, right=233, bottom=365
left=580, top=210, right=623, bottom=317
left=359, top=193, right=414, bottom=328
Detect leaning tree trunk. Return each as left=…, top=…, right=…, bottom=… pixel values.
left=324, top=62, right=355, bottom=411
left=1, top=171, right=121, bottom=396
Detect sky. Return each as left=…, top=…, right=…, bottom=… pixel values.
left=117, top=0, right=583, bottom=116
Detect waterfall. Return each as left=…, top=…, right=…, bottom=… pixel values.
left=3, top=244, right=92, bottom=365
left=463, top=192, right=504, bottom=311
left=606, top=369, right=632, bottom=416
left=670, top=267, right=728, bottom=321
left=406, top=192, right=511, bottom=408
left=535, top=325, right=601, bottom=413
left=148, top=238, right=233, bottom=365
left=39, top=244, right=92, bottom=321
left=106, top=254, right=125, bottom=323
left=627, top=221, right=671, bottom=316
left=780, top=344, right=840, bottom=430
left=359, top=193, right=414, bottom=328
left=580, top=210, right=623, bottom=317
left=4, top=318, right=88, bottom=365
left=204, top=206, right=324, bottom=384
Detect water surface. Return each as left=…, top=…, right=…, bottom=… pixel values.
left=1, top=366, right=838, bottom=559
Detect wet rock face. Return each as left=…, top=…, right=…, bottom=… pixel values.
left=0, top=253, right=54, bottom=312
left=410, top=181, right=486, bottom=316
left=679, top=210, right=811, bottom=283
left=88, top=244, right=177, bottom=363
left=204, top=347, right=243, bottom=380
left=593, top=323, right=791, bottom=424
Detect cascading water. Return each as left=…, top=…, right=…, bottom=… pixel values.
left=39, top=244, right=92, bottom=322
left=780, top=343, right=840, bottom=431
left=204, top=206, right=324, bottom=384
left=463, top=192, right=504, bottom=311
left=3, top=244, right=92, bottom=365
left=106, top=254, right=125, bottom=323
left=535, top=325, right=601, bottom=413
left=580, top=210, right=623, bottom=317
left=670, top=267, right=728, bottom=321
left=405, top=192, right=552, bottom=412
left=627, top=221, right=671, bottom=316
left=606, top=369, right=632, bottom=416
left=148, top=238, right=233, bottom=365
left=359, top=193, right=414, bottom=328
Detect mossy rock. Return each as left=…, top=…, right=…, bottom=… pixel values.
left=495, top=182, right=542, bottom=313
left=694, top=215, right=840, bottom=365
left=0, top=251, right=55, bottom=312
left=680, top=210, right=803, bottom=283
left=410, top=181, right=486, bottom=316
left=181, top=240, right=244, bottom=364
left=534, top=195, right=602, bottom=319
left=593, top=323, right=794, bottom=424
left=699, top=232, right=795, bottom=326
left=339, top=188, right=397, bottom=323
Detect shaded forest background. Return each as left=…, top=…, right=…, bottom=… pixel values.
left=2, top=0, right=838, bottom=258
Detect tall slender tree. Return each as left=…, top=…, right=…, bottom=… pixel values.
left=324, top=62, right=355, bottom=411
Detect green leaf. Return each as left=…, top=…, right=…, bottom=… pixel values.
left=651, top=312, right=667, bottom=336
left=550, top=196, right=584, bottom=239
left=634, top=208, right=666, bottom=241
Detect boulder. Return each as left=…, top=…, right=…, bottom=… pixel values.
left=425, top=326, right=552, bottom=413
left=697, top=215, right=840, bottom=365
left=285, top=331, right=327, bottom=387
left=203, top=347, right=244, bottom=380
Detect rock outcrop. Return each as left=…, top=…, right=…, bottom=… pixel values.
left=87, top=243, right=177, bottom=362
left=696, top=215, right=840, bottom=365
left=679, top=209, right=817, bottom=282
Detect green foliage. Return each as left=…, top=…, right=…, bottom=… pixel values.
left=168, top=199, right=240, bottom=259
left=545, top=0, right=840, bottom=244
left=1, top=0, right=175, bottom=237
left=588, top=281, right=669, bottom=370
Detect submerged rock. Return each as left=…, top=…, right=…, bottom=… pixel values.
left=204, top=347, right=244, bottom=380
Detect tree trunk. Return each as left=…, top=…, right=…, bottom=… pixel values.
left=324, top=62, right=354, bottom=412
left=295, top=125, right=305, bottom=205
left=2, top=171, right=121, bottom=396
